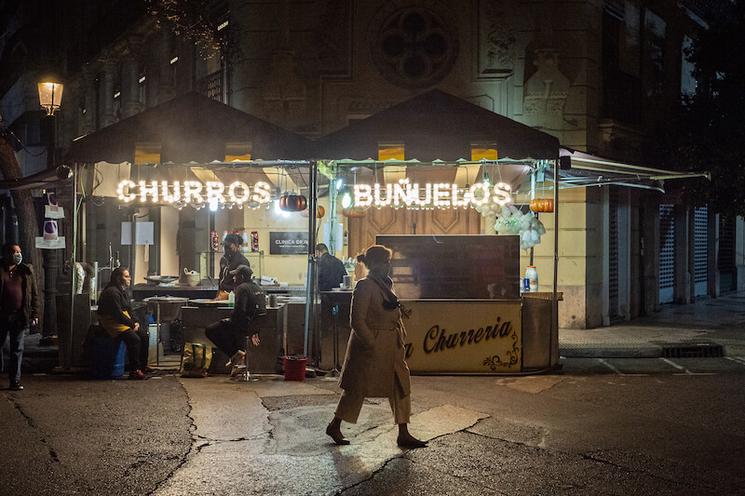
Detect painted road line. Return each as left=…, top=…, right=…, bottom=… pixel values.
left=660, top=357, right=718, bottom=376
left=596, top=358, right=649, bottom=376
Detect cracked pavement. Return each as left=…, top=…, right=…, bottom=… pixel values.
left=3, top=361, right=745, bottom=495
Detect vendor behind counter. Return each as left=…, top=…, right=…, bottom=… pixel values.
left=216, top=234, right=250, bottom=300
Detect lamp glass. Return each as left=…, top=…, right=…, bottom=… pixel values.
left=38, top=82, right=64, bottom=115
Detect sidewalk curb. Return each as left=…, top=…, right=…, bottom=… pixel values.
left=560, top=346, right=662, bottom=358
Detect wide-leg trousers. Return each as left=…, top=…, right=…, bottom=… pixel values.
left=334, top=388, right=411, bottom=425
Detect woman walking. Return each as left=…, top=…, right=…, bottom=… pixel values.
left=326, top=245, right=426, bottom=448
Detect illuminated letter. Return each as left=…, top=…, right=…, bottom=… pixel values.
left=117, top=180, right=136, bottom=202
left=419, top=183, right=433, bottom=207
left=183, top=181, right=204, bottom=205
left=393, top=179, right=411, bottom=207
left=228, top=181, right=250, bottom=204
left=433, top=183, right=450, bottom=208
left=138, top=180, right=159, bottom=203
left=468, top=183, right=490, bottom=206
left=205, top=181, right=225, bottom=206
left=354, top=184, right=372, bottom=207
left=451, top=184, right=462, bottom=208
left=252, top=181, right=272, bottom=204
left=161, top=181, right=181, bottom=203
left=492, top=182, right=512, bottom=206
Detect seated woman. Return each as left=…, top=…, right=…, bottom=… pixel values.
left=206, top=265, right=265, bottom=374
left=97, top=267, right=147, bottom=380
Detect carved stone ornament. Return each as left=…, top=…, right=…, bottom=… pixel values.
left=523, top=48, right=569, bottom=115
left=478, top=0, right=517, bottom=76
left=369, top=3, right=459, bottom=89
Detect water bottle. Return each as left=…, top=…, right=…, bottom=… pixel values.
left=228, top=290, right=235, bottom=307
left=525, top=266, right=538, bottom=292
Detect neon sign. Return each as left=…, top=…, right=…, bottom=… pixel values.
left=353, top=179, right=512, bottom=209
left=116, top=180, right=272, bottom=209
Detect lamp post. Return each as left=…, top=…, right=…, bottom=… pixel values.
left=37, top=79, right=64, bottom=345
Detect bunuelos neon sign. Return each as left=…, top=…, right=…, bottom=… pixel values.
left=353, top=179, right=512, bottom=209
left=116, top=178, right=513, bottom=209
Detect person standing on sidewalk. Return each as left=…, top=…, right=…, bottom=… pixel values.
left=0, top=243, right=39, bottom=391
left=97, top=267, right=147, bottom=380
left=326, top=245, right=426, bottom=448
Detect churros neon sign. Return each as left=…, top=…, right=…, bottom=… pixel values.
left=116, top=180, right=272, bottom=209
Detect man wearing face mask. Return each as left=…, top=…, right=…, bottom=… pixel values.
left=216, top=234, right=250, bottom=300
left=0, top=243, right=40, bottom=391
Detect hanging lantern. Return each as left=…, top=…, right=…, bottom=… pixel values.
left=529, top=198, right=554, bottom=213
left=279, top=193, right=308, bottom=212
left=300, top=205, right=326, bottom=218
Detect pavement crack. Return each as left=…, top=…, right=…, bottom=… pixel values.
left=146, top=380, right=197, bottom=496
left=6, top=395, right=60, bottom=464
left=336, top=454, right=405, bottom=495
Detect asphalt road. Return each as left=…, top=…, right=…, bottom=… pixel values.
left=2, top=356, right=744, bottom=496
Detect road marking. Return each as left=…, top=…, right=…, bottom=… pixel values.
left=660, top=357, right=717, bottom=376
left=596, top=358, right=649, bottom=376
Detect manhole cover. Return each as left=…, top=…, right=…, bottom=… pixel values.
left=661, top=343, right=724, bottom=358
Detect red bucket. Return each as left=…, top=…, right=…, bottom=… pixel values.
left=283, top=356, right=308, bottom=381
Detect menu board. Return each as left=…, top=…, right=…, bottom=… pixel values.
left=270, top=231, right=309, bottom=255
left=376, top=234, right=520, bottom=300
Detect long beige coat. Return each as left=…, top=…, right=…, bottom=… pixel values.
left=339, top=277, right=411, bottom=398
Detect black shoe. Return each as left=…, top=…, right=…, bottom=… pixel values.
left=9, top=382, right=24, bottom=391
left=397, top=435, right=427, bottom=449
left=326, top=424, right=350, bottom=445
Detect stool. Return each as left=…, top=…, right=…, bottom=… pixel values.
left=90, top=335, right=128, bottom=379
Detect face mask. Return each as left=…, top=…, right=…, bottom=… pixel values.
left=12, top=253, right=22, bottom=265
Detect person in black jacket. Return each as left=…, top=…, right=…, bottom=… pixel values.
left=206, top=265, right=266, bottom=373
left=97, top=267, right=147, bottom=380
left=316, top=243, right=347, bottom=291
left=216, top=234, right=250, bottom=300
left=0, top=243, right=40, bottom=391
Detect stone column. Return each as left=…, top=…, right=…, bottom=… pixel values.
left=121, top=37, right=143, bottom=118
left=673, top=205, right=690, bottom=304
left=98, top=61, right=116, bottom=128
left=642, top=194, right=659, bottom=314
left=707, top=209, right=720, bottom=298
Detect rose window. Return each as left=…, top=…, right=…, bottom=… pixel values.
left=371, top=7, right=458, bottom=89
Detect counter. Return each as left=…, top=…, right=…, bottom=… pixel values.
left=318, top=292, right=562, bottom=374
left=132, top=283, right=306, bottom=300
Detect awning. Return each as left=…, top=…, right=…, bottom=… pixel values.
left=556, top=149, right=710, bottom=192
left=64, top=92, right=311, bottom=164
left=313, top=89, right=559, bottom=162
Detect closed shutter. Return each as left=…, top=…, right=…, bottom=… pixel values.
left=608, top=187, right=620, bottom=319
left=719, top=216, right=736, bottom=292
left=659, top=204, right=675, bottom=304
left=693, top=207, right=708, bottom=297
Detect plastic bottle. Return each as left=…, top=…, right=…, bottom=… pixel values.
left=227, top=290, right=235, bottom=307
left=525, top=266, right=538, bottom=292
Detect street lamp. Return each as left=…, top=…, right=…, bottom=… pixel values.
left=37, top=81, right=64, bottom=116
left=37, top=77, right=64, bottom=348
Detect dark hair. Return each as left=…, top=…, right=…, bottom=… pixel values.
left=2, top=243, right=20, bottom=258
left=315, top=243, right=329, bottom=253
left=357, top=245, right=392, bottom=269
left=223, top=233, right=243, bottom=246
left=110, top=266, right=130, bottom=287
